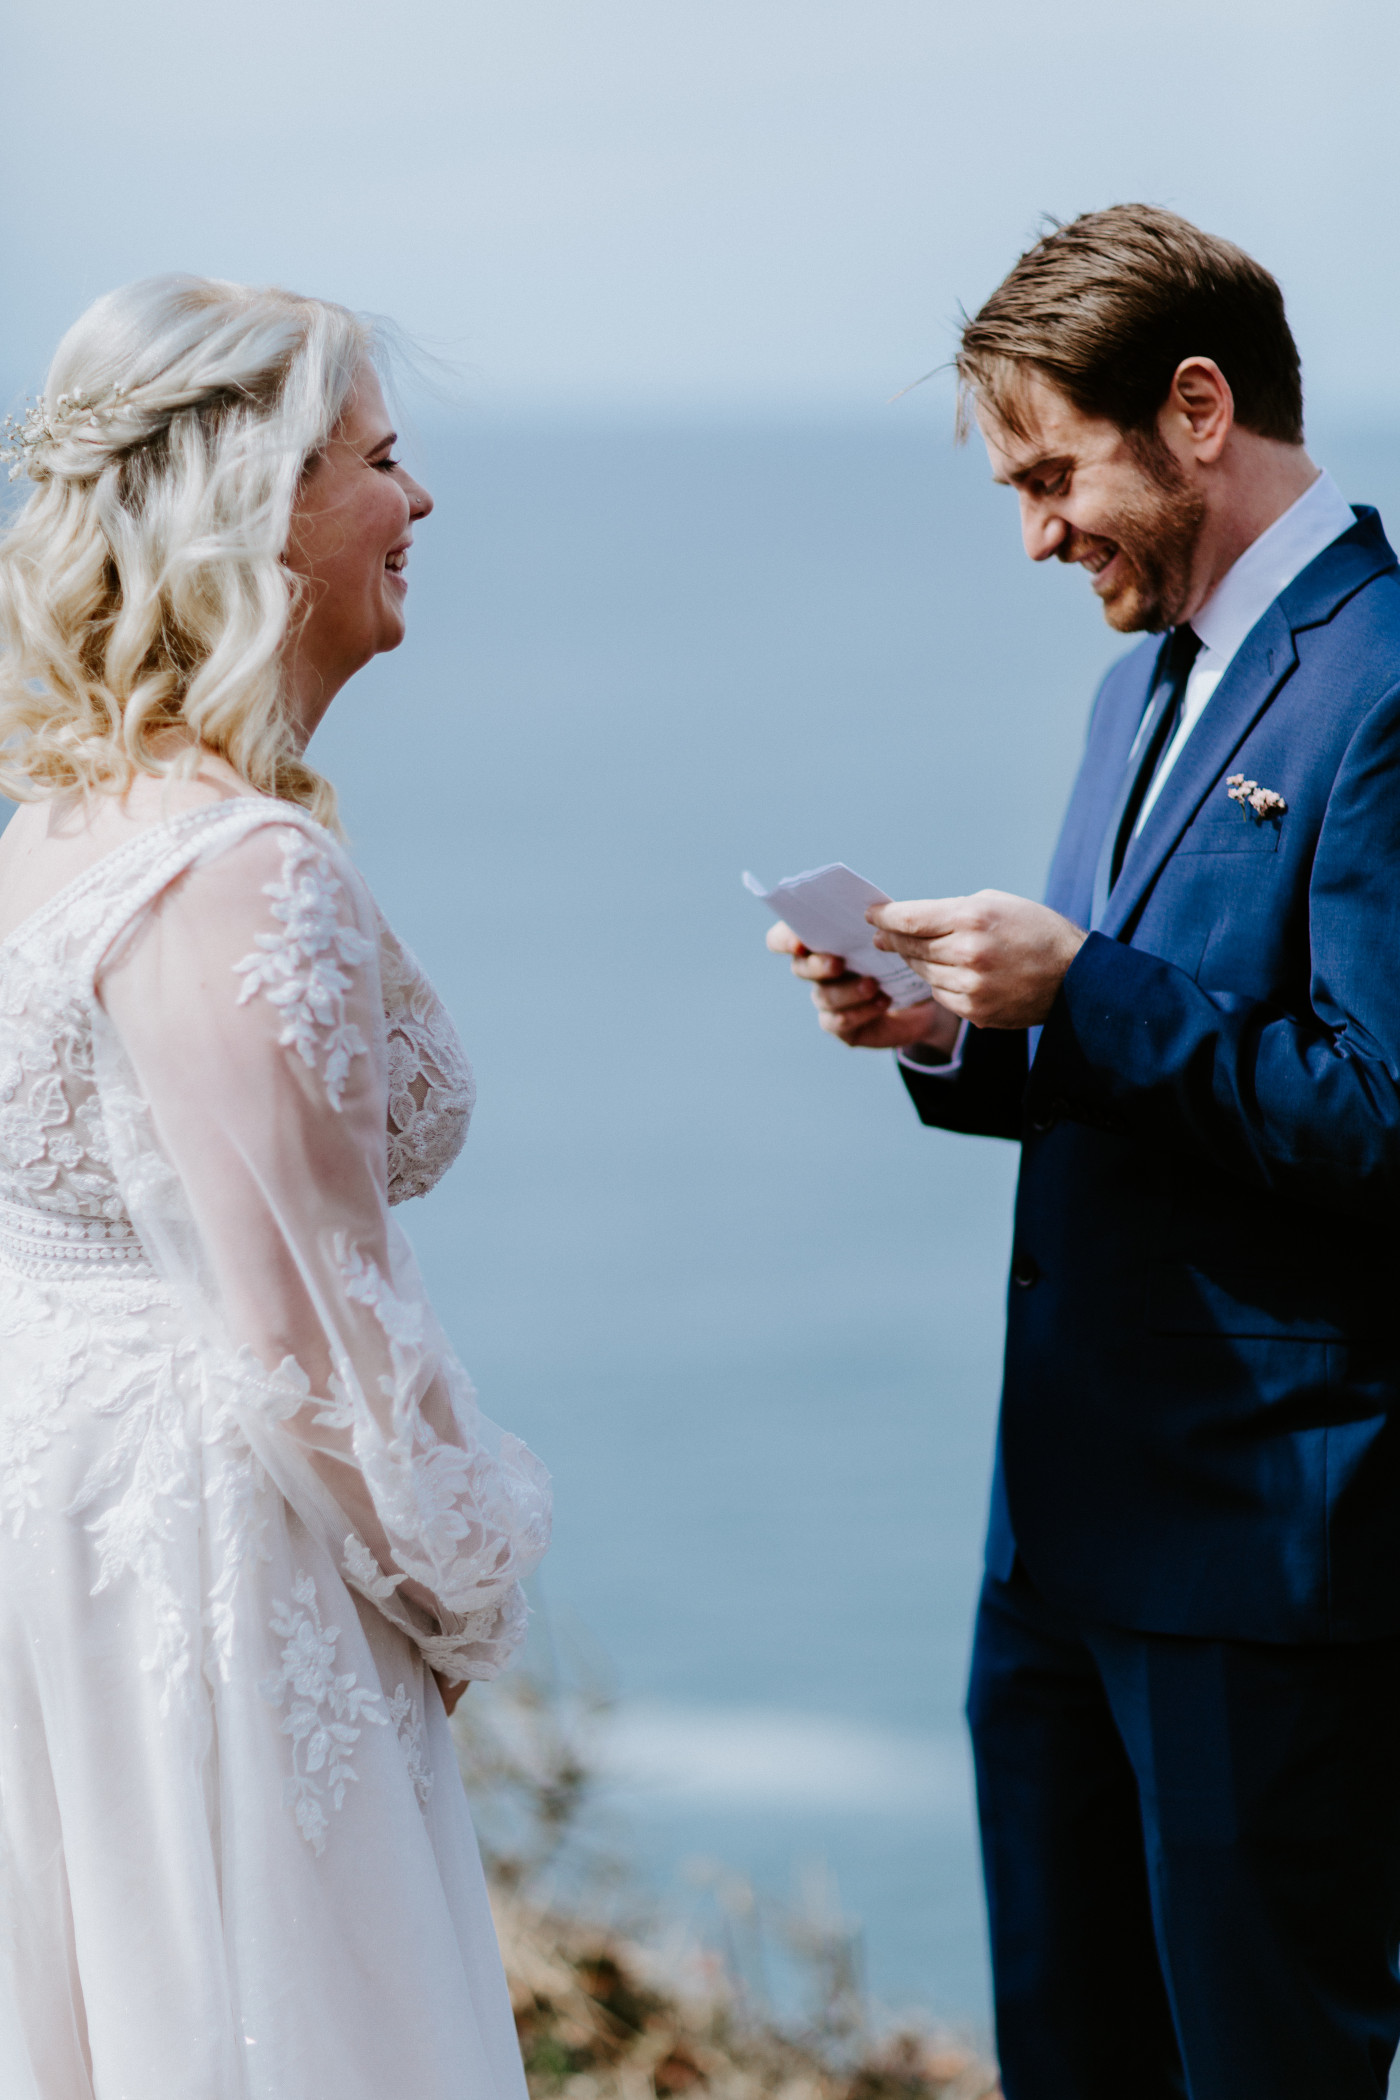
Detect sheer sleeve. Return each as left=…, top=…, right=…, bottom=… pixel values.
left=92, top=813, right=551, bottom=1682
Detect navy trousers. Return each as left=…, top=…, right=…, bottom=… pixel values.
left=967, top=1561, right=1400, bottom=2099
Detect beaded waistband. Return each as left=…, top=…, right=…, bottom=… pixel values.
left=0, top=1192, right=150, bottom=1279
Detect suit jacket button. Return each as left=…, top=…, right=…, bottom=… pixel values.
left=1028, top=1112, right=1054, bottom=1135
left=1012, top=1252, right=1040, bottom=1289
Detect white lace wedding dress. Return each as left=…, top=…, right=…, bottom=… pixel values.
left=0, top=796, right=552, bottom=2099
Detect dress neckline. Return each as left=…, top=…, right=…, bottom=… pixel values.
left=0, top=796, right=301, bottom=960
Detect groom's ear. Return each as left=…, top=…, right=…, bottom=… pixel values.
left=1159, top=358, right=1234, bottom=466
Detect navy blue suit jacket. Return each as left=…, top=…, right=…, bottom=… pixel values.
left=903, top=507, right=1400, bottom=1643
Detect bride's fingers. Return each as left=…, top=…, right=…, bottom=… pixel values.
left=434, top=1670, right=469, bottom=1716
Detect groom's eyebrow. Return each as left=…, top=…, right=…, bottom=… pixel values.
left=996, top=451, right=1073, bottom=488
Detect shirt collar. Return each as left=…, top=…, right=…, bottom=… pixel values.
left=1189, top=468, right=1355, bottom=671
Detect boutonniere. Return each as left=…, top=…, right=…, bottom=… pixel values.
left=1226, top=774, right=1287, bottom=825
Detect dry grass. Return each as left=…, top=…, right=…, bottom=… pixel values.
left=455, top=1664, right=1001, bottom=2100
left=492, top=1884, right=1000, bottom=2100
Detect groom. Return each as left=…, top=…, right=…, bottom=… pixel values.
left=769, top=206, right=1400, bottom=2098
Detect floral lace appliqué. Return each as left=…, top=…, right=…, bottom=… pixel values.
left=260, top=1571, right=388, bottom=1854
left=234, top=832, right=374, bottom=1110
left=341, top=1530, right=407, bottom=1603
left=377, top=916, right=475, bottom=1205
left=387, top=1682, right=434, bottom=1809
left=326, top=1233, right=548, bottom=1672
left=64, top=1316, right=208, bottom=1713
left=338, top=1238, right=424, bottom=1352
left=0, top=1386, right=59, bottom=1537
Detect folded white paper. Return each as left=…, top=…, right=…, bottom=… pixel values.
left=744, top=862, right=934, bottom=1009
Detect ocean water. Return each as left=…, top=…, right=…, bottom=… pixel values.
left=17, top=411, right=1396, bottom=2043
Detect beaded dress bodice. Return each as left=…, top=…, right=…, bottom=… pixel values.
left=0, top=802, right=474, bottom=1278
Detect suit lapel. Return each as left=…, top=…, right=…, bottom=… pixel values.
left=1100, top=607, right=1296, bottom=939
left=1098, top=508, right=1398, bottom=941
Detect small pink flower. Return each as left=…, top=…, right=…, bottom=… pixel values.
left=1226, top=774, right=1286, bottom=824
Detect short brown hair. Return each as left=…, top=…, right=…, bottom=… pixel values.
left=958, top=205, right=1304, bottom=445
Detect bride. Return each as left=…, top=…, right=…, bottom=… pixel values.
left=0, top=276, right=551, bottom=2098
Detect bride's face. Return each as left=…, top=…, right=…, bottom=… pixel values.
left=283, top=363, right=433, bottom=737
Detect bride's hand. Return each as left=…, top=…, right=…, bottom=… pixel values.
left=766, top=919, right=962, bottom=1053
left=434, top=1671, right=470, bottom=1716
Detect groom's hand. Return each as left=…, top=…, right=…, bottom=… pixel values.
left=765, top=921, right=964, bottom=1052
left=866, top=891, right=1086, bottom=1029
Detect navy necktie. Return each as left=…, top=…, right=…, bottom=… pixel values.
left=1089, top=623, right=1202, bottom=930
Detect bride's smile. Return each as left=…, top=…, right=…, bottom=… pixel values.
left=282, top=363, right=434, bottom=746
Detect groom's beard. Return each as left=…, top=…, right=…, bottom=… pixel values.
left=1064, top=439, right=1208, bottom=634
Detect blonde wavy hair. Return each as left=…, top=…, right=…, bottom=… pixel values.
left=0, top=274, right=377, bottom=830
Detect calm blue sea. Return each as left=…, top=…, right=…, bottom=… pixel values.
left=89, top=413, right=1400, bottom=2039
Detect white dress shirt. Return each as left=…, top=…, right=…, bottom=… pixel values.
left=1133, top=469, right=1354, bottom=832
left=901, top=467, right=1355, bottom=1079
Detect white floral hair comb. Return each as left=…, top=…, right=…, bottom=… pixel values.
left=0, top=385, right=129, bottom=482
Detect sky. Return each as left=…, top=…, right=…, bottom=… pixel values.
left=2, top=0, right=1400, bottom=421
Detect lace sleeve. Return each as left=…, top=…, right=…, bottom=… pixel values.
left=93, top=813, right=550, bottom=1681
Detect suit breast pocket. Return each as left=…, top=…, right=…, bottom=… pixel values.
left=1176, top=809, right=1282, bottom=855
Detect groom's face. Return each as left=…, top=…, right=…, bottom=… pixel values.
left=977, top=373, right=1206, bottom=634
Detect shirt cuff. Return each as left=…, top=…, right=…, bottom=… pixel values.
left=896, top=1018, right=969, bottom=1079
